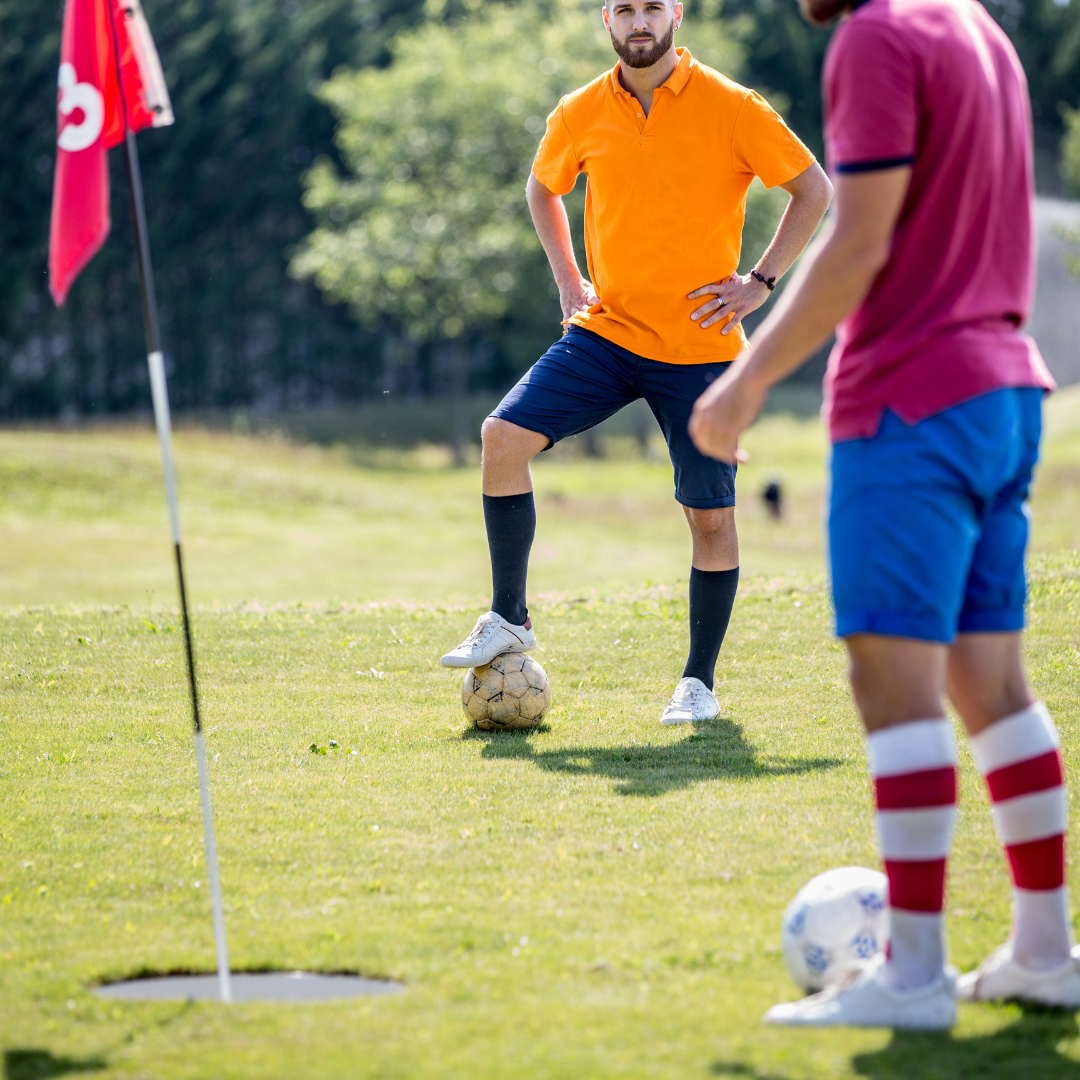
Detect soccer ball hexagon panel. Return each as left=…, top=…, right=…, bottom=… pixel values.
left=462, top=653, right=552, bottom=730
left=781, top=866, right=888, bottom=992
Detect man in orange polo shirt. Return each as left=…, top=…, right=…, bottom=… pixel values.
left=441, top=0, right=832, bottom=722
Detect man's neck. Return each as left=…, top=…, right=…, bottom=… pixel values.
left=617, top=47, right=679, bottom=116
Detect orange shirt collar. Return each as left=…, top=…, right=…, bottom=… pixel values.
left=607, top=46, right=694, bottom=99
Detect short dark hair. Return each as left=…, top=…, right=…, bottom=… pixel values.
left=798, top=0, right=850, bottom=26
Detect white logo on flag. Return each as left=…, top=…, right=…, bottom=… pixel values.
left=57, top=62, right=104, bottom=152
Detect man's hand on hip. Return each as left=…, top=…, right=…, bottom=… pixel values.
left=687, top=273, right=771, bottom=333
left=688, top=356, right=767, bottom=463
left=559, top=277, right=600, bottom=323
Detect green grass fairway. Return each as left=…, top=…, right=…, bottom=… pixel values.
left=0, top=410, right=831, bottom=609
left=3, top=391, right=1080, bottom=1078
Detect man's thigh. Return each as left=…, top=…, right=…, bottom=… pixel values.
left=829, top=410, right=979, bottom=643
left=638, top=358, right=737, bottom=510
left=829, top=389, right=1042, bottom=643
left=957, top=388, right=1042, bottom=634
left=488, top=328, right=638, bottom=448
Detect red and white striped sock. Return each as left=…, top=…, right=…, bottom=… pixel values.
left=867, top=718, right=958, bottom=990
left=969, top=701, right=1073, bottom=969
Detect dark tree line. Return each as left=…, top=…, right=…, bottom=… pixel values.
left=1, top=0, right=430, bottom=417
left=1, top=0, right=1077, bottom=420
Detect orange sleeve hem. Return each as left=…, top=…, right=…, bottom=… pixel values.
left=764, top=151, right=818, bottom=190
left=531, top=105, right=581, bottom=197
left=530, top=163, right=576, bottom=198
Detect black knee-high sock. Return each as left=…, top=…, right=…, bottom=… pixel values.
left=483, top=492, right=535, bottom=626
left=682, top=566, right=739, bottom=690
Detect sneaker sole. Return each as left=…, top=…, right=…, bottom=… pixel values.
left=659, top=708, right=720, bottom=726
left=956, top=980, right=1080, bottom=1007
left=440, top=642, right=534, bottom=668
left=956, top=956, right=1080, bottom=1006
left=766, top=1012, right=955, bottom=1029
left=765, top=1003, right=955, bottom=1029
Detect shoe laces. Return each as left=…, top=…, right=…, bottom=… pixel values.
left=462, top=616, right=499, bottom=647
left=669, top=679, right=709, bottom=711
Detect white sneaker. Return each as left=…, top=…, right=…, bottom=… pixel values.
left=659, top=677, right=719, bottom=725
left=956, top=942, right=1080, bottom=1006
left=440, top=611, right=536, bottom=668
left=765, top=955, right=957, bottom=1029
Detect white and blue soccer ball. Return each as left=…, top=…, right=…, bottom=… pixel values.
left=781, top=866, right=888, bottom=991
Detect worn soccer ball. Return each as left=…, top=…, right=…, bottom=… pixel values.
left=461, top=653, right=551, bottom=730
left=781, top=866, right=888, bottom=991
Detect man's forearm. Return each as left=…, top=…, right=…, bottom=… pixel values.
left=754, top=163, right=833, bottom=283
left=686, top=164, right=832, bottom=333
left=740, top=166, right=909, bottom=388
left=754, top=193, right=828, bottom=284
left=689, top=168, right=911, bottom=464
left=687, top=225, right=887, bottom=462
left=736, top=223, right=888, bottom=389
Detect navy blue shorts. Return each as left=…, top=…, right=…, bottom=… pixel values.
left=829, top=387, right=1043, bottom=643
left=490, top=327, right=736, bottom=509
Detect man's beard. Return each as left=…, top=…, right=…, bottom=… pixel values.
left=610, top=21, right=675, bottom=69
left=798, top=0, right=848, bottom=26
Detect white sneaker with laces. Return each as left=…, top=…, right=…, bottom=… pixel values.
left=440, top=611, right=536, bottom=668
left=765, top=955, right=957, bottom=1029
left=659, top=677, right=719, bottom=725
left=956, top=942, right=1080, bottom=1006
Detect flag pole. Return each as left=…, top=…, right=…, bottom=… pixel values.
left=119, top=105, right=233, bottom=1005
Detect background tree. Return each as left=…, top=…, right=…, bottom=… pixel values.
left=1062, top=106, right=1080, bottom=279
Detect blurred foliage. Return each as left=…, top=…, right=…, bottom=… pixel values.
left=722, top=0, right=831, bottom=157
left=1, top=0, right=1077, bottom=419
left=1062, top=107, right=1080, bottom=281
left=985, top=0, right=1080, bottom=143
left=1066, top=107, right=1080, bottom=198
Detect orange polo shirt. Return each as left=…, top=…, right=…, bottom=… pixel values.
left=532, top=48, right=815, bottom=364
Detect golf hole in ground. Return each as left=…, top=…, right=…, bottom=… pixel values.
left=93, top=971, right=405, bottom=1002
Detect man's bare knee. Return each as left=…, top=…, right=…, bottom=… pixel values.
left=481, top=418, right=545, bottom=461
left=684, top=506, right=736, bottom=538
left=947, top=632, right=1032, bottom=734
left=683, top=506, right=738, bottom=570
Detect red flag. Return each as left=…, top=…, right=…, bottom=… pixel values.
left=49, top=0, right=173, bottom=307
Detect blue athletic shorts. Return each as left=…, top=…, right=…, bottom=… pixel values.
left=490, top=327, right=736, bottom=509
left=829, top=386, right=1043, bottom=642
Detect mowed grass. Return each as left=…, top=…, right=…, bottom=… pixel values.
left=1, top=389, right=1080, bottom=1078
left=0, top=406, right=827, bottom=609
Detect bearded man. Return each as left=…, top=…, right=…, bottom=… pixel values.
left=440, top=0, right=832, bottom=724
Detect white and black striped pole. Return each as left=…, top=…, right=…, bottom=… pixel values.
left=123, top=130, right=233, bottom=1005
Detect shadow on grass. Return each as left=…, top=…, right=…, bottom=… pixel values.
left=3, top=1051, right=106, bottom=1080
left=2, top=1001, right=196, bottom=1080
left=466, top=716, right=841, bottom=796
left=851, top=1007, right=1080, bottom=1080
left=710, top=1006, right=1080, bottom=1080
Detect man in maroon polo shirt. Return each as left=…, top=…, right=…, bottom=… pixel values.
left=689, top=0, right=1072, bottom=1029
